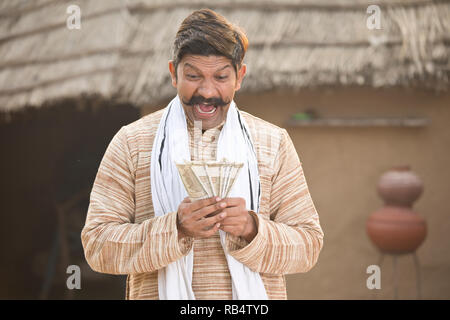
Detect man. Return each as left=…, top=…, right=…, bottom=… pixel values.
left=81, top=9, right=323, bottom=300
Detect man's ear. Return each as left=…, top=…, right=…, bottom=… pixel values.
left=234, top=63, right=247, bottom=91
left=168, top=60, right=177, bottom=88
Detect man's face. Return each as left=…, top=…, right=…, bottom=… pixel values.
left=169, top=55, right=246, bottom=130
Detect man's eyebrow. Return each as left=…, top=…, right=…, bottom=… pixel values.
left=216, top=65, right=231, bottom=72
left=183, top=63, right=201, bottom=72
left=183, top=63, right=231, bottom=73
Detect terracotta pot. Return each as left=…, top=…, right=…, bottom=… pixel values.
left=367, top=206, right=427, bottom=254
left=367, top=166, right=427, bottom=254
left=377, top=165, right=423, bottom=207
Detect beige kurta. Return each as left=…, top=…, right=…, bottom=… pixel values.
left=81, top=106, right=324, bottom=299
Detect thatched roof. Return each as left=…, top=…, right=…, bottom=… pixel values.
left=0, top=0, right=449, bottom=112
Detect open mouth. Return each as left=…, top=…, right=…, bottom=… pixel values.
left=194, top=104, right=217, bottom=116
left=195, top=104, right=217, bottom=114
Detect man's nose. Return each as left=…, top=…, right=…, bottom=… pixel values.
left=197, top=79, right=219, bottom=99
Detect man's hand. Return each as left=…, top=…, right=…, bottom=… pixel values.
left=219, top=197, right=257, bottom=243
left=177, top=196, right=227, bottom=239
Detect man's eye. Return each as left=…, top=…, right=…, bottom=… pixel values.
left=186, top=74, right=199, bottom=79
left=216, top=75, right=228, bottom=80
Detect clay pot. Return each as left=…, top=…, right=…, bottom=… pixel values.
left=377, top=165, right=423, bottom=207
left=367, top=166, right=427, bottom=254
left=367, top=206, right=427, bottom=254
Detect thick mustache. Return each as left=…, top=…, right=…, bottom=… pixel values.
left=183, top=95, right=229, bottom=107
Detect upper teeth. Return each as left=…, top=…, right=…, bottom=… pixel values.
left=196, top=104, right=216, bottom=114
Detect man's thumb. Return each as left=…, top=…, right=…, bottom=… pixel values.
left=182, top=197, right=191, bottom=203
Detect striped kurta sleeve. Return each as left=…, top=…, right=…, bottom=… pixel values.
left=227, top=128, right=324, bottom=274
left=81, top=127, right=193, bottom=275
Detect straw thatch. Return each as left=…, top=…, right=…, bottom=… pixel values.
left=0, top=0, right=449, bottom=112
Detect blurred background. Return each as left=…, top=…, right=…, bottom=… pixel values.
left=0, top=0, right=449, bottom=299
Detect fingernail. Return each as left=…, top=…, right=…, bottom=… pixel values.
left=216, top=197, right=221, bottom=202
left=220, top=212, right=226, bottom=218
left=220, top=202, right=226, bottom=208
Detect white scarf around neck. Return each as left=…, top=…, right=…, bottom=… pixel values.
left=150, top=95, right=267, bottom=300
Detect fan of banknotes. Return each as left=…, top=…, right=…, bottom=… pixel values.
left=176, top=159, right=244, bottom=201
